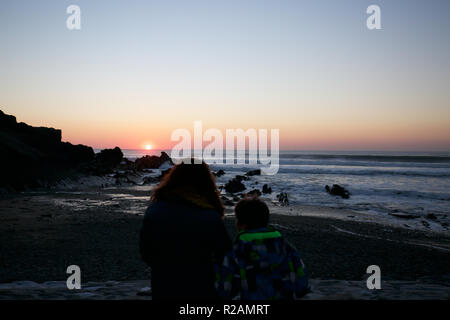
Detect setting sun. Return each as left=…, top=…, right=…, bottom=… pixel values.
left=144, top=144, right=152, bottom=150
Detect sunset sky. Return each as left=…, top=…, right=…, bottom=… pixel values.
left=1, top=0, right=449, bottom=151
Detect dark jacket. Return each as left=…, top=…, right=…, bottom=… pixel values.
left=139, top=198, right=232, bottom=300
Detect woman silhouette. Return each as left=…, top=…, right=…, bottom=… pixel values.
left=139, top=159, right=232, bottom=300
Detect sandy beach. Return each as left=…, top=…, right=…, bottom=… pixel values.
left=1, top=279, right=448, bottom=300
left=1, top=186, right=449, bottom=299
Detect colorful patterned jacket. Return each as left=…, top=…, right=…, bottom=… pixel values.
left=215, top=227, right=309, bottom=300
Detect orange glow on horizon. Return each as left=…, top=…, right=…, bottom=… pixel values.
left=9, top=109, right=450, bottom=152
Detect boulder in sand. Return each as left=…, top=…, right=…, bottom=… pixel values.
left=214, top=169, right=225, bottom=177
left=262, top=184, right=272, bottom=194
left=276, top=192, right=289, bottom=206
left=325, top=184, right=350, bottom=199
left=235, top=175, right=250, bottom=182
left=246, top=189, right=262, bottom=197
left=245, top=169, right=261, bottom=176
left=0, top=110, right=95, bottom=190
left=96, top=147, right=123, bottom=169
left=225, top=178, right=246, bottom=193
left=118, top=158, right=137, bottom=171
left=135, top=152, right=173, bottom=170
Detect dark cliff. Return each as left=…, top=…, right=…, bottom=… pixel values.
left=0, top=110, right=95, bottom=190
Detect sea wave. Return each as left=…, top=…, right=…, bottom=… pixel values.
left=278, top=153, right=450, bottom=163
left=211, top=163, right=450, bottom=178
left=278, top=158, right=450, bottom=169
left=275, top=166, right=450, bottom=177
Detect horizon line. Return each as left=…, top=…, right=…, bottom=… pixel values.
left=91, top=147, right=450, bottom=154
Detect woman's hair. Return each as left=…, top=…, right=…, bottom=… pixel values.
left=151, top=159, right=224, bottom=216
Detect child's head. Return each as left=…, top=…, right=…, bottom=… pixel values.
left=234, top=197, right=270, bottom=231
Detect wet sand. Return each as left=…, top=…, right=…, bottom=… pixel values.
left=1, top=279, right=448, bottom=300
left=0, top=187, right=449, bottom=299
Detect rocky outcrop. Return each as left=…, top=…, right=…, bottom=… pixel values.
left=246, top=189, right=262, bottom=197
left=245, top=169, right=261, bottom=176
left=113, top=171, right=142, bottom=185
left=213, top=169, right=225, bottom=177
left=235, top=175, right=250, bottom=182
left=0, top=110, right=94, bottom=190
left=325, top=184, right=350, bottom=199
left=96, top=147, right=123, bottom=170
left=276, top=192, right=289, bottom=206
left=0, top=110, right=178, bottom=191
left=77, top=147, right=127, bottom=175
left=135, top=152, right=173, bottom=170
left=262, top=184, right=272, bottom=194
left=224, top=178, right=246, bottom=193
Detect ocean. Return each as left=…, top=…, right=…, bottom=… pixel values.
left=119, top=149, right=450, bottom=227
